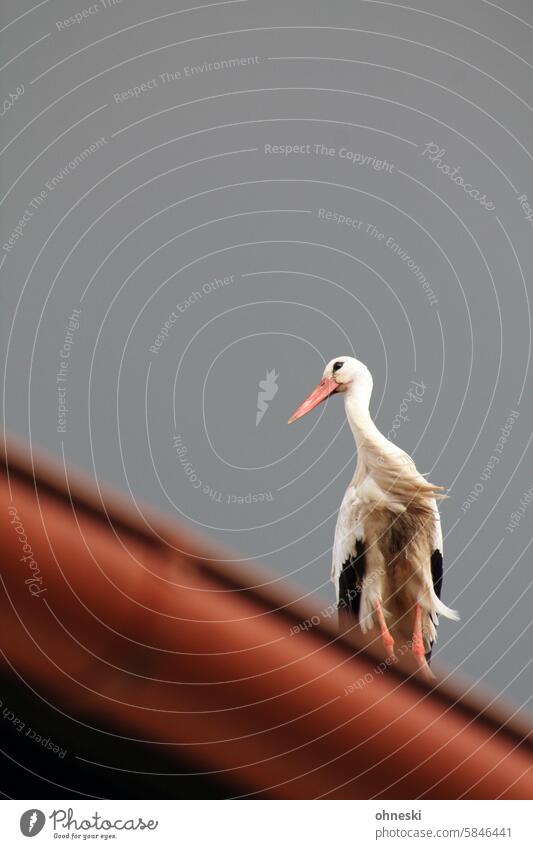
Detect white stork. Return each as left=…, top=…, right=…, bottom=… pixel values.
left=288, top=356, right=458, bottom=679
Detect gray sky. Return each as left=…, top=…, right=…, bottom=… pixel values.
left=2, top=0, right=532, bottom=711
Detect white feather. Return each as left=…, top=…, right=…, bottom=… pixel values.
left=331, top=485, right=363, bottom=601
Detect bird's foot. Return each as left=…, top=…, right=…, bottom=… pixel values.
left=413, top=651, right=436, bottom=682
left=412, top=602, right=435, bottom=682
left=375, top=600, right=396, bottom=660
left=382, top=635, right=397, bottom=662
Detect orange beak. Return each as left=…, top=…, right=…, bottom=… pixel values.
left=288, top=377, right=339, bottom=424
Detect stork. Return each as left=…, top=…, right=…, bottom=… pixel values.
left=288, top=356, right=458, bottom=680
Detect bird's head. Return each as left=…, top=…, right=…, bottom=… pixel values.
left=288, top=355, right=372, bottom=423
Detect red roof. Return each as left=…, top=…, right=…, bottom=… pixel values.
left=2, top=438, right=532, bottom=798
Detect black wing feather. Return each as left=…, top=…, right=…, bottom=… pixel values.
left=431, top=548, right=443, bottom=599
left=337, top=538, right=366, bottom=625
left=337, top=543, right=444, bottom=661
left=426, top=548, right=444, bottom=662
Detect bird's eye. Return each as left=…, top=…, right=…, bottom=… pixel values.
left=333, top=361, right=343, bottom=372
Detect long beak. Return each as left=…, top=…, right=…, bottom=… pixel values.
left=288, top=377, right=339, bottom=424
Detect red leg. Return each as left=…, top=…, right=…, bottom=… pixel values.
left=375, top=600, right=396, bottom=659
left=412, top=603, right=435, bottom=682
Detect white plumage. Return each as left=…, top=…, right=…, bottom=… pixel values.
left=289, top=355, right=458, bottom=679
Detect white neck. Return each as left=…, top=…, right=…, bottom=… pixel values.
left=343, top=386, right=383, bottom=449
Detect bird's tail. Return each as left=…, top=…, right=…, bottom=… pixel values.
left=422, top=587, right=460, bottom=622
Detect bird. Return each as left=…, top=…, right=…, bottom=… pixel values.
left=288, top=355, right=458, bottom=680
